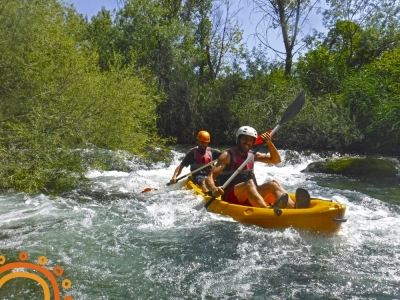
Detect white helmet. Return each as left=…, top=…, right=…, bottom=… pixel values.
left=236, top=126, right=257, bottom=143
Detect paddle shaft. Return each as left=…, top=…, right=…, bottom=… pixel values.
left=167, top=159, right=217, bottom=186
left=204, top=90, right=305, bottom=209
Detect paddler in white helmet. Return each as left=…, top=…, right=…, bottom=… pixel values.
left=206, top=126, right=308, bottom=209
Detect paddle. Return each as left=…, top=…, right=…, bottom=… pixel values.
left=204, top=90, right=306, bottom=209
left=141, top=159, right=217, bottom=193
left=142, top=133, right=267, bottom=194
left=166, top=159, right=217, bottom=186
left=254, top=130, right=272, bottom=146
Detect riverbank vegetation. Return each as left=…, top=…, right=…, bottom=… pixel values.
left=0, top=0, right=399, bottom=194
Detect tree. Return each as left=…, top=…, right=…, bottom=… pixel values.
left=87, top=8, right=118, bottom=71
left=113, top=0, right=245, bottom=143
left=249, top=0, right=320, bottom=75
left=296, top=16, right=400, bottom=96
left=296, top=45, right=343, bottom=96
left=342, top=48, right=400, bottom=153
left=322, top=0, right=400, bottom=67
left=323, top=0, right=400, bottom=30
left=0, top=0, right=168, bottom=194
left=201, top=0, right=245, bottom=81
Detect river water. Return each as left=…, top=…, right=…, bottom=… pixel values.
left=0, top=148, right=399, bottom=299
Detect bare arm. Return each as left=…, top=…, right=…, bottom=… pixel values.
left=170, top=164, right=185, bottom=184
left=206, top=151, right=230, bottom=197
left=254, top=132, right=281, bottom=164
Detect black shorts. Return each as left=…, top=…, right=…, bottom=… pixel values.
left=193, top=175, right=206, bottom=185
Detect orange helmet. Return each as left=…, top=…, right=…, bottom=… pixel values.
left=196, top=130, right=210, bottom=143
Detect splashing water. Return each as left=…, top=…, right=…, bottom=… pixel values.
left=0, top=149, right=399, bottom=299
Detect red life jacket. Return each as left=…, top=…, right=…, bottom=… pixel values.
left=191, top=146, right=212, bottom=164
left=189, top=147, right=212, bottom=172
left=218, top=147, right=255, bottom=190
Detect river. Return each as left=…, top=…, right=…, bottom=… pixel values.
left=0, top=148, right=399, bottom=299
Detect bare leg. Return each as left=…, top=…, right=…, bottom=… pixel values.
left=257, top=180, right=295, bottom=208
left=233, top=180, right=269, bottom=208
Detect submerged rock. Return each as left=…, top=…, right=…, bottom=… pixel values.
left=302, top=157, right=398, bottom=178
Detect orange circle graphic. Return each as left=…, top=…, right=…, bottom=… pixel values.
left=53, top=266, right=64, bottom=276
left=0, top=261, right=60, bottom=298
left=19, top=252, right=28, bottom=261
left=38, top=256, right=47, bottom=265
left=62, top=279, right=72, bottom=289
left=0, top=252, right=73, bottom=299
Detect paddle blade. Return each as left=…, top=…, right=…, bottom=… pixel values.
left=254, top=90, right=305, bottom=145
left=254, top=130, right=272, bottom=145
left=141, top=187, right=158, bottom=193
left=279, top=90, right=305, bottom=125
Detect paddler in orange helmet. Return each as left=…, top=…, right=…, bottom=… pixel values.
left=170, top=131, right=222, bottom=193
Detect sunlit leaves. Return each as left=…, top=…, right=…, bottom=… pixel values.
left=343, top=48, right=400, bottom=150
left=0, top=0, right=169, bottom=194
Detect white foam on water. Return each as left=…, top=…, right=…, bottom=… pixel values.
left=86, top=170, right=130, bottom=178
left=1, top=148, right=399, bottom=299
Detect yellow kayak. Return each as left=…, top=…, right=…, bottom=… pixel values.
left=185, top=179, right=347, bottom=234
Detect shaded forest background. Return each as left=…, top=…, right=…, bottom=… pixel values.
left=1, top=0, right=399, bottom=194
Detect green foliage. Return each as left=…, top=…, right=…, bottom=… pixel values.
left=86, top=8, right=118, bottom=71
left=279, top=94, right=362, bottom=151
left=1, top=0, right=400, bottom=196
left=191, top=48, right=362, bottom=151
left=295, top=17, right=400, bottom=154
left=108, top=0, right=246, bottom=144
left=342, top=48, right=400, bottom=152
left=112, top=0, right=202, bottom=142
left=73, top=60, right=166, bottom=156
left=297, top=17, right=400, bottom=96
left=115, top=0, right=194, bottom=70
left=193, top=74, right=244, bottom=144
left=296, top=21, right=365, bottom=96
left=296, top=45, right=345, bottom=96
left=0, top=0, right=169, bottom=194
left=323, top=0, right=400, bottom=33
left=231, top=68, right=300, bottom=134
left=324, top=20, right=400, bottom=68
